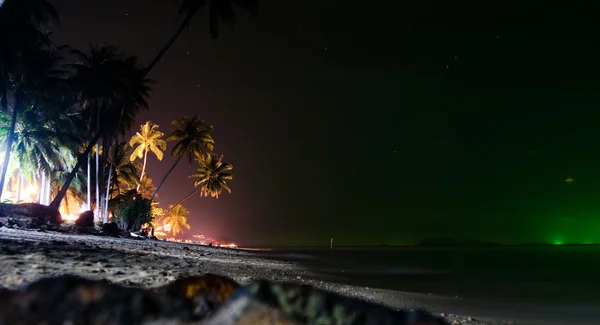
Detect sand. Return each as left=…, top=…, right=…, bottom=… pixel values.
left=0, top=227, right=589, bottom=325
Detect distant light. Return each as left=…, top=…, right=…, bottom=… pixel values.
left=565, top=176, right=574, bottom=184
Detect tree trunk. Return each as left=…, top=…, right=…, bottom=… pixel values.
left=137, top=148, right=148, bottom=191
left=103, top=137, right=117, bottom=223
left=0, top=91, right=22, bottom=201
left=95, top=141, right=100, bottom=220
left=150, top=155, right=183, bottom=201
left=95, top=108, right=101, bottom=221
left=16, top=174, right=22, bottom=203
left=38, top=173, right=45, bottom=204
left=49, top=132, right=102, bottom=210
left=87, top=151, right=91, bottom=210
left=103, top=166, right=112, bottom=222
left=45, top=174, right=51, bottom=205
left=157, top=185, right=201, bottom=224
left=143, top=13, right=194, bottom=77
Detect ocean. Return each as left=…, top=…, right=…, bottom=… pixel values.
left=253, top=245, right=600, bottom=307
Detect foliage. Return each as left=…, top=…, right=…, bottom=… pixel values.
left=178, top=0, right=259, bottom=39
left=111, top=190, right=152, bottom=232
left=129, top=121, right=166, bottom=162
left=190, top=153, right=233, bottom=198
left=167, top=116, right=215, bottom=164
left=150, top=116, right=215, bottom=200
left=163, top=204, right=191, bottom=236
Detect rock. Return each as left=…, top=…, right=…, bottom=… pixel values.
left=100, top=222, right=121, bottom=236
left=468, top=316, right=473, bottom=322
left=0, top=203, right=61, bottom=228
left=74, top=210, right=94, bottom=227
left=0, top=275, right=198, bottom=324
left=154, top=273, right=240, bottom=318
left=0, top=275, right=450, bottom=325
left=203, top=280, right=450, bottom=325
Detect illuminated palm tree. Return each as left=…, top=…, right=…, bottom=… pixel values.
left=144, top=0, right=259, bottom=75
left=159, top=152, right=232, bottom=219
left=129, top=121, right=166, bottom=191
left=163, top=204, right=191, bottom=236
left=151, top=116, right=214, bottom=201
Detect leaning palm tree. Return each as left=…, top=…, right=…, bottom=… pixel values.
left=163, top=204, right=191, bottom=236
left=159, top=152, right=232, bottom=220
left=143, top=0, right=259, bottom=75
left=150, top=116, right=214, bottom=201
left=129, top=121, right=166, bottom=191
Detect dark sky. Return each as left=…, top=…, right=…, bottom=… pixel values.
left=51, top=0, right=600, bottom=245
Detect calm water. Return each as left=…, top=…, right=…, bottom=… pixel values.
left=253, top=245, right=600, bottom=306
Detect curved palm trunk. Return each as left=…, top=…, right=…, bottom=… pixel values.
left=157, top=185, right=201, bottom=224
left=137, top=148, right=148, bottom=191
left=143, top=13, right=194, bottom=76
left=0, top=92, right=22, bottom=200
left=49, top=131, right=102, bottom=210
left=150, top=155, right=183, bottom=201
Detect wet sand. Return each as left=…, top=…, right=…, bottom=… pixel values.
left=0, top=227, right=590, bottom=325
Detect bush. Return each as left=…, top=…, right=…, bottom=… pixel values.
left=112, top=192, right=152, bottom=232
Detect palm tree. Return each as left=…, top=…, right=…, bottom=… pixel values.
left=159, top=152, right=232, bottom=219
left=143, top=0, right=259, bottom=75
left=129, top=121, right=166, bottom=191
left=163, top=204, right=191, bottom=236
left=150, top=116, right=214, bottom=201
left=0, top=0, right=60, bottom=199
left=110, top=142, right=141, bottom=196
left=137, top=174, right=156, bottom=200
left=50, top=46, right=152, bottom=213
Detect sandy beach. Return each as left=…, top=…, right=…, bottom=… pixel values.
left=0, top=227, right=594, bottom=325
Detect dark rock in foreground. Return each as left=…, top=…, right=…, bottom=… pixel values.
left=0, top=274, right=449, bottom=325
left=0, top=203, right=61, bottom=228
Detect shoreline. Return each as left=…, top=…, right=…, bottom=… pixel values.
left=0, top=228, right=594, bottom=325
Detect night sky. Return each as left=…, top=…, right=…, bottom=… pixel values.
left=51, top=0, right=600, bottom=245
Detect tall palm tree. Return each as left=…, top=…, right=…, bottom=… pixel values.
left=159, top=152, right=232, bottom=220
left=50, top=46, right=152, bottom=212
left=150, top=116, right=214, bottom=201
left=0, top=0, right=60, bottom=199
left=143, top=0, right=259, bottom=75
left=129, top=121, right=166, bottom=191
left=163, top=204, right=191, bottom=236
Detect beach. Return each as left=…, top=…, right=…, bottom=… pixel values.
left=0, top=227, right=596, bottom=325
